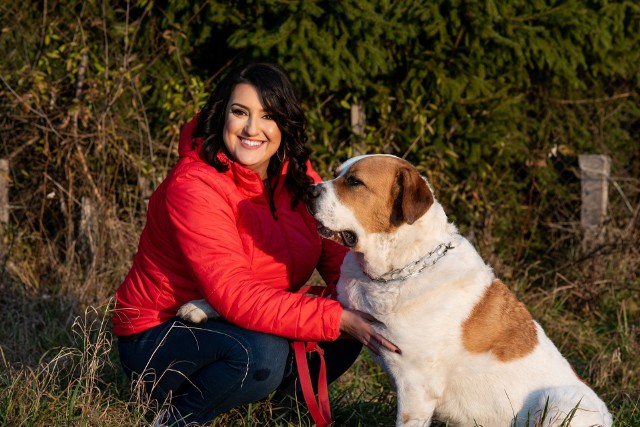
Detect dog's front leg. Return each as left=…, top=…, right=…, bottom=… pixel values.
left=394, top=384, right=436, bottom=427
left=176, top=299, right=220, bottom=323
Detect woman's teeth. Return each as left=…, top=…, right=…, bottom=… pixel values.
left=241, top=138, right=263, bottom=147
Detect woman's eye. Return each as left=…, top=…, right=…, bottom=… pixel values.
left=231, top=108, right=247, bottom=117
left=263, top=114, right=274, bottom=120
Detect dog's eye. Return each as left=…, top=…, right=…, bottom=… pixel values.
left=345, top=175, right=363, bottom=187
left=341, top=231, right=358, bottom=247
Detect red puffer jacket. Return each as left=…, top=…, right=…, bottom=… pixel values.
left=113, top=117, right=347, bottom=341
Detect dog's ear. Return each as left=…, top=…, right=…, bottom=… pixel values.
left=394, top=166, right=433, bottom=225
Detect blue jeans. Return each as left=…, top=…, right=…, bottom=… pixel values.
left=118, top=317, right=362, bottom=426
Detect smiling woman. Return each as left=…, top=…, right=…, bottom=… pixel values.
left=111, top=62, right=398, bottom=427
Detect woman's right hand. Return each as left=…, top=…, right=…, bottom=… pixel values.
left=339, top=308, right=401, bottom=356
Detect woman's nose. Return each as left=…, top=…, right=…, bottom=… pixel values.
left=244, top=116, right=259, bottom=135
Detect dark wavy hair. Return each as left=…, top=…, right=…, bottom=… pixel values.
left=193, top=62, right=312, bottom=209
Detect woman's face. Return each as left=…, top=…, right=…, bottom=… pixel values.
left=223, top=83, right=282, bottom=179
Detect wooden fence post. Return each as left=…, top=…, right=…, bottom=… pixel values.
left=579, top=154, right=610, bottom=251
left=0, top=159, right=9, bottom=224
left=78, top=196, right=97, bottom=269
left=350, top=102, right=366, bottom=155
left=0, top=159, right=9, bottom=262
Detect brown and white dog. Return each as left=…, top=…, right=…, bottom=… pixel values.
left=304, top=154, right=612, bottom=427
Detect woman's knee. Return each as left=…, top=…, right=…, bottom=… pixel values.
left=222, top=331, right=289, bottom=384
left=247, top=333, right=289, bottom=387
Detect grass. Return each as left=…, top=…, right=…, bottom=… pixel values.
left=0, top=258, right=638, bottom=427
left=1, top=242, right=639, bottom=427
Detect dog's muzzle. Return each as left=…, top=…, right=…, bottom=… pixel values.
left=305, top=183, right=324, bottom=215
left=305, top=184, right=358, bottom=248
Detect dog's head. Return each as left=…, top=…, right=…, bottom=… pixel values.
left=306, top=155, right=434, bottom=251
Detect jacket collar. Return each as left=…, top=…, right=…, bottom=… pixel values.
left=219, top=151, right=289, bottom=198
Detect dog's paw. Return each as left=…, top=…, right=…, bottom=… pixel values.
left=397, top=416, right=432, bottom=427
left=176, top=299, right=220, bottom=323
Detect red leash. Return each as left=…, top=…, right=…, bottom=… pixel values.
left=292, top=285, right=333, bottom=426
left=292, top=340, right=331, bottom=427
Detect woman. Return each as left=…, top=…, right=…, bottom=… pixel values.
left=113, top=62, right=398, bottom=426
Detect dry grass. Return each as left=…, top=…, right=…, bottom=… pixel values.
left=1, top=221, right=638, bottom=426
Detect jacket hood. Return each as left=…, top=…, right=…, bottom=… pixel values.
left=178, top=115, right=203, bottom=160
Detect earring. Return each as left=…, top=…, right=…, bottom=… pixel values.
left=277, top=147, right=286, bottom=162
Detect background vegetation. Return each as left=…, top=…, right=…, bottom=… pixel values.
left=0, top=0, right=638, bottom=425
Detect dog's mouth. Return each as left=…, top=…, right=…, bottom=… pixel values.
left=316, top=224, right=358, bottom=248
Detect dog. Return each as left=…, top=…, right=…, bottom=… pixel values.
left=303, top=154, right=612, bottom=427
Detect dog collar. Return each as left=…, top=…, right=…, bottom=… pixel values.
left=364, top=242, right=455, bottom=283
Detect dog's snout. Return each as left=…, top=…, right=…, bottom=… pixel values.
left=305, top=184, right=325, bottom=216
left=306, top=184, right=324, bottom=199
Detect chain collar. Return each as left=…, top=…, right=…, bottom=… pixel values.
left=363, top=242, right=455, bottom=283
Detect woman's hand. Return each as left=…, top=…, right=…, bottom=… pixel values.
left=339, top=308, right=401, bottom=356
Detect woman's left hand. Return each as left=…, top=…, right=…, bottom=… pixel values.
left=339, top=308, right=401, bottom=356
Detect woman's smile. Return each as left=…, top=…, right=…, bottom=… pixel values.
left=239, top=137, right=266, bottom=148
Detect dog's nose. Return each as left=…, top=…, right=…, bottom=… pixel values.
left=306, top=184, right=324, bottom=199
